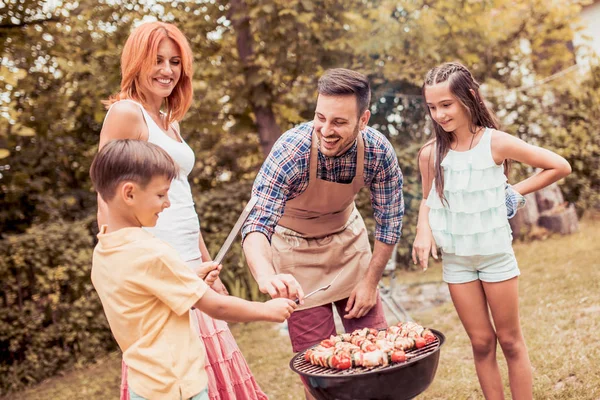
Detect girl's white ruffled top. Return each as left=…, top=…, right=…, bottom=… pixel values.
left=426, top=128, right=513, bottom=256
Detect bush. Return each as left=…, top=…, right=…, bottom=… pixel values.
left=487, top=65, right=600, bottom=215
left=0, top=217, right=114, bottom=395
left=195, top=180, right=266, bottom=301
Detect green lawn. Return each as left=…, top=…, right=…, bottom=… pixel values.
left=5, top=217, right=599, bottom=399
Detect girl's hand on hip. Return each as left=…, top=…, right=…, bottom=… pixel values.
left=412, top=229, right=438, bottom=271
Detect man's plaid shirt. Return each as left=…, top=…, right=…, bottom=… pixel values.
left=242, top=122, right=404, bottom=244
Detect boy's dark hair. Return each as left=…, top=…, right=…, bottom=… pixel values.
left=317, top=68, right=371, bottom=116
left=90, top=139, right=179, bottom=201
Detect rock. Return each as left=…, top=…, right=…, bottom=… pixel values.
left=510, top=183, right=578, bottom=239
left=510, top=192, right=539, bottom=240
left=538, top=203, right=579, bottom=234
left=535, top=183, right=565, bottom=212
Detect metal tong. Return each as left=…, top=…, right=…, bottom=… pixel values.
left=295, top=267, right=345, bottom=305
left=213, top=196, right=258, bottom=265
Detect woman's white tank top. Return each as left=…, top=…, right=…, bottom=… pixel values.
left=105, top=100, right=201, bottom=261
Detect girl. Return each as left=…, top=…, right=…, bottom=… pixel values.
left=412, top=62, right=571, bottom=399
left=97, top=22, right=268, bottom=400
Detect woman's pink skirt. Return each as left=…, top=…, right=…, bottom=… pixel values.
left=120, top=311, right=268, bottom=400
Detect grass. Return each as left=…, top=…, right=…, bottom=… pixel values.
left=4, top=217, right=599, bottom=399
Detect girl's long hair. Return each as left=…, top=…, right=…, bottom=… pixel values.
left=104, top=22, right=194, bottom=128
left=421, top=62, right=505, bottom=204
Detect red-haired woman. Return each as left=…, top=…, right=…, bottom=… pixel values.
left=97, top=21, right=268, bottom=400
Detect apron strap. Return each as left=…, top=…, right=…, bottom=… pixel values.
left=309, top=129, right=319, bottom=181
left=356, top=131, right=365, bottom=177
left=310, top=129, right=365, bottom=180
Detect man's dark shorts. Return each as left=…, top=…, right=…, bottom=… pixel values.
left=287, top=294, right=387, bottom=353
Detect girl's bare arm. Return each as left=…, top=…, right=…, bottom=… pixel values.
left=491, top=130, right=571, bottom=195
left=412, top=142, right=438, bottom=270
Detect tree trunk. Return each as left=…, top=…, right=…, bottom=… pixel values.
left=229, top=0, right=282, bottom=158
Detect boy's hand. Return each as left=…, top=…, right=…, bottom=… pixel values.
left=194, top=261, right=221, bottom=284
left=204, top=268, right=221, bottom=287
left=211, top=277, right=229, bottom=295
left=263, top=298, right=297, bottom=322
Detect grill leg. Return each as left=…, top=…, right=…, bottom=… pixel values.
left=379, top=244, right=413, bottom=322
left=380, top=287, right=412, bottom=322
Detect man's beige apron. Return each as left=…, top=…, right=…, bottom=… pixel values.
left=272, top=129, right=371, bottom=310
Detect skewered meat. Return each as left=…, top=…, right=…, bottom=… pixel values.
left=305, top=321, right=435, bottom=370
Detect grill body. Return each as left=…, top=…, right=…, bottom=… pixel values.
left=290, top=329, right=445, bottom=400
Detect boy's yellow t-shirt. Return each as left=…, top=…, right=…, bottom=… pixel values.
left=92, top=226, right=209, bottom=400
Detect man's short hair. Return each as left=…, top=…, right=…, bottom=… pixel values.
left=90, top=139, right=179, bottom=201
left=317, top=68, right=371, bottom=115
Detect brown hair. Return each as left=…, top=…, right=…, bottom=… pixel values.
left=318, top=68, right=371, bottom=116
left=90, top=140, right=179, bottom=201
left=422, top=62, right=505, bottom=204
left=103, top=22, right=194, bottom=129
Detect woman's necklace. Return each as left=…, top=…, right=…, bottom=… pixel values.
left=149, top=111, right=171, bottom=133
left=149, top=111, right=163, bottom=127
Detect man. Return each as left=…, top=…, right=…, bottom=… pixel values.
left=242, top=68, right=403, bottom=360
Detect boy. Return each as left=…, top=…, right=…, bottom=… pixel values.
left=90, top=140, right=296, bottom=400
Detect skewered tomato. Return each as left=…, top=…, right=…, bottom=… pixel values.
left=423, top=329, right=436, bottom=344
left=330, top=354, right=350, bottom=369
left=391, top=350, right=406, bottom=363
left=304, top=349, right=313, bottom=362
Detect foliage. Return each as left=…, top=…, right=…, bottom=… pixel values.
left=550, top=68, right=600, bottom=212
left=0, top=218, right=114, bottom=395
left=194, top=180, right=265, bottom=301
left=486, top=65, right=600, bottom=214
left=0, top=0, right=146, bottom=233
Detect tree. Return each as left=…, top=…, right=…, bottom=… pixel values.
left=0, top=0, right=146, bottom=234
left=165, top=0, right=385, bottom=159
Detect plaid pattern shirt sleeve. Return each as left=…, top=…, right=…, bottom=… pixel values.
left=365, top=129, right=404, bottom=244
left=505, top=184, right=526, bottom=219
left=241, top=124, right=312, bottom=242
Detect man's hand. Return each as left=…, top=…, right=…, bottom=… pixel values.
left=257, top=274, right=305, bottom=303
left=344, top=280, right=378, bottom=319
